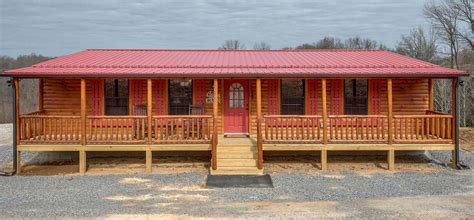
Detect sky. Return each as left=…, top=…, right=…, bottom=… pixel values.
left=0, top=0, right=430, bottom=57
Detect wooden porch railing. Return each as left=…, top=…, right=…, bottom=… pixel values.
left=87, top=116, right=148, bottom=144
left=393, top=115, right=453, bottom=143
left=19, top=114, right=213, bottom=145
left=328, top=115, right=388, bottom=143
left=152, top=115, right=212, bottom=144
left=263, top=115, right=323, bottom=143
left=19, top=114, right=81, bottom=144
left=425, top=110, right=451, bottom=115
left=18, top=113, right=453, bottom=145
left=260, top=114, right=452, bottom=145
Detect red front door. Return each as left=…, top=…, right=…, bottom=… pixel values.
left=224, top=80, right=249, bottom=134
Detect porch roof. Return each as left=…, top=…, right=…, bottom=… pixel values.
left=3, top=49, right=466, bottom=78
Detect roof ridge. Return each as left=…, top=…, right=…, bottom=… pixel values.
left=86, top=48, right=386, bottom=52
left=31, top=65, right=440, bottom=69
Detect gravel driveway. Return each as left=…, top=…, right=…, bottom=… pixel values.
left=0, top=123, right=473, bottom=219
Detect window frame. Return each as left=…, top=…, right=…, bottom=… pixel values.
left=343, top=79, right=368, bottom=115
left=104, top=79, right=129, bottom=116
left=228, top=82, right=245, bottom=109
left=280, top=79, right=305, bottom=115
left=168, top=79, right=193, bottom=115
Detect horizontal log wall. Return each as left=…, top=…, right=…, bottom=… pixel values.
left=43, top=78, right=81, bottom=115
left=392, top=79, right=429, bottom=115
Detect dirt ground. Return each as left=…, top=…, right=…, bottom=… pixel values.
left=16, top=153, right=442, bottom=176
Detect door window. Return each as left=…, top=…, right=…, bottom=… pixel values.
left=229, top=83, right=244, bottom=108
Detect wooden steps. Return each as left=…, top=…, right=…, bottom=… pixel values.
left=210, top=137, right=263, bottom=175
left=211, top=167, right=263, bottom=175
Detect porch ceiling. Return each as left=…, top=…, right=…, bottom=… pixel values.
left=3, top=49, right=466, bottom=78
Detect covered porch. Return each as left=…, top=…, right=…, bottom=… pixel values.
left=14, top=77, right=457, bottom=174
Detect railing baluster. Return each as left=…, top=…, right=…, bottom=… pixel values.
left=436, top=117, right=440, bottom=139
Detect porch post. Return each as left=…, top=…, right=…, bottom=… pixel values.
left=212, top=79, right=218, bottom=170
left=451, top=78, right=459, bottom=168
left=80, top=79, right=87, bottom=174
left=387, top=79, right=394, bottom=170
left=146, top=79, right=153, bottom=173
left=14, top=78, right=21, bottom=174
left=322, top=79, right=328, bottom=144
left=256, top=78, right=263, bottom=170
left=321, top=79, right=328, bottom=170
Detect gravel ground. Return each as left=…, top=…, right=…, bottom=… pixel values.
left=0, top=123, right=473, bottom=219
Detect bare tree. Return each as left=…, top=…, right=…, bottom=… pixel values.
left=344, top=37, right=378, bottom=49
left=218, top=39, right=246, bottom=50
left=424, top=0, right=461, bottom=68
left=295, top=37, right=384, bottom=50
left=452, top=0, right=473, bottom=49
left=253, top=42, right=271, bottom=50
left=315, top=37, right=345, bottom=49
left=457, top=49, right=474, bottom=126
left=295, top=43, right=318, bottom=49
left=396, top=27, right=438, bottom=62
left=434, top=79, right=453, bottom=113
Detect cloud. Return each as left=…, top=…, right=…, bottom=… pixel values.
left=0, top=0, right=429, bottom=56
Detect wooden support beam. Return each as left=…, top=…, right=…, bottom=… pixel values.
left=451, top=78, right=457, bottom=168
left=16, top=151, right=21, bottom=174
left=147, top=79, right=152, bottom=145
left=387, top=79, right=393, bottom=145
left=79, top=150, right=86, bottom=174
left=212, top=79, right=218, bottom=170
left=14, top=79, right=20, bottom=146
left=322, top=79, right=328, bottom=144
left=321, top=149, right=327, bottom=170
left=80, top=79, right=86, bottom=145
left=256, top=78, right=263, bottom=170
left=15, top=78, right=21, bottom=173
left=146, top=149, right=152, bottom=174
left=388, top=149, right=395, bottom=170
left=428, top=79, right=434, bottom=110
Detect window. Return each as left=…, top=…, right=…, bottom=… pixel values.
left=168, top=80, right=193, bottom=115
left=229, top=83, right=244, bottom=108
left=280, top=79, right=305, bottom=115
left=104, top=79, right=129, bottom=115
left=344, top=79, right=368, bottom=115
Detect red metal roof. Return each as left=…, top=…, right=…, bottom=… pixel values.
left=3, top=49, right=466, bottom=77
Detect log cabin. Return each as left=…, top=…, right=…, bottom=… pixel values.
left=2, top=49, right=467, bottom=175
